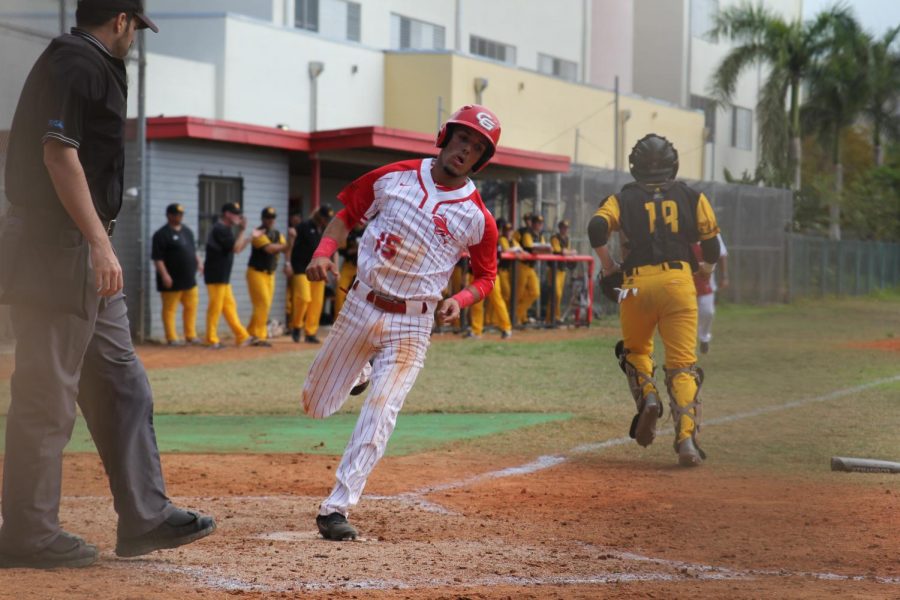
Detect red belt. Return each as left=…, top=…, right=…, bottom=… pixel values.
left=352, top=280, right=429, bottom=315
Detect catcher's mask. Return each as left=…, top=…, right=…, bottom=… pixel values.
left=628, top=133, right=679, bottom=183
left=436, top=104, right=501, bottom=173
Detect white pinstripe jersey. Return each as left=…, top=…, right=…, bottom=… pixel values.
left=337, top=158, right=498, bottom=302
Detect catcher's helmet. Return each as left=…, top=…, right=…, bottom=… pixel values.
left=628, top=134, right=679, bottom=182
left=436, top=104, right=501, bottom=173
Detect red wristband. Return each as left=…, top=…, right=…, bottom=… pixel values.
left=452, top=288, right=476, bottom=309
left=312, top=237, right=338, bottom=259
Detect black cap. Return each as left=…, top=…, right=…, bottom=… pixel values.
left=261, top=207, right=277, bottom=219
left=531, top=214, right=544, bottom=223
left=222, top=202, right=242, bottom=215
left=558, top=219, right=569, bottom=228
left=166, top=203, right=184, bottom=215
left=316, top=205, right=334, bottom=219
left=77, top=0, right=159, bottom=32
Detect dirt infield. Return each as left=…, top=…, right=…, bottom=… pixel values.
left=0, top=447, right=897, bottom=599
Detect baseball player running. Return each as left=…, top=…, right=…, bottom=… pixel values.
left=302, top=104, right=501, bottom=541
left=589, top=134, right=721, bottom=467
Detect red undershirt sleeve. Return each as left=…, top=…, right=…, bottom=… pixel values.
left=467, top=208, right=499, bottom=300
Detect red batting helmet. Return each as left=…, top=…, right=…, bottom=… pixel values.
left=436, top=104, right=501, bottom=173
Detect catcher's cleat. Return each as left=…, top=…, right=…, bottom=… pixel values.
left=630, top=392, right=661, bottom=447
left=316, top=513, right=358, bottom=541
left=677, top=437, right=703, bottom=467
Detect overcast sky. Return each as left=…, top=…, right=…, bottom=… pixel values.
left=803, top=0, right=900, bottom=38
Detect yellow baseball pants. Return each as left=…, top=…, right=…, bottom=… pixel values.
left=246, top=268, right=276, bottom=340
left=334, top=262, right=357, bottom=316
left=160, top=286, right=199, bottom=342
left=546, top=268, right=566, bottom=322
left=515, top=263, right=540, bottom=324
left=618, top=262, right=699, bottom=443
left=291, top=273, right=326, bottom=337
left=468, top=274, right=511, bottom=336
left=205, top=283, right=249, bottom=346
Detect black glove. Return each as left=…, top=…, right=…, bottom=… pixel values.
left=599, top=270, right=624, bottom=303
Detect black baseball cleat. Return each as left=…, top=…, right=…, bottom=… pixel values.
left=304, top=335, right=321, bottom=344
left=316, top=513, right=358, bottom=541
left=291, top=328, right=301, bottom=343
left=115, top=509, right=216, bottom=558
left=0, top=531, right=98, bottom=569
left=350, top=360, right=373, bottom=396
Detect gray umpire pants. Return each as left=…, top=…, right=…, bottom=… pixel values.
left=0, top=290, right=175, bottom=555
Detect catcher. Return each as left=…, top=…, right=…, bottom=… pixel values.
left=589, top=134, right=720, bottom=467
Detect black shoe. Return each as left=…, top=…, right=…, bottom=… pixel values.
left=115, top=509, right=216, bottom=558
left=316, top=513, right=358, bottom=541
left=0, top=531, right=98, bottom=569
left=291, top=328, right=301, bottom=343
left=304, top=335, right=321, bottom=344
left=350, top=379, right=370, bottom=396
left=249, top=337, right=272, bottom=347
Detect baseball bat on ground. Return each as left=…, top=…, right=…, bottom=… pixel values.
left=831, top=456, right=900, bottom=473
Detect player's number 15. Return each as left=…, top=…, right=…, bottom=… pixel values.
left=374, top=231, right=402, bottom=260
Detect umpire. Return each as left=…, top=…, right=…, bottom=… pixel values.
left=0, top=0, right=214, bottom=569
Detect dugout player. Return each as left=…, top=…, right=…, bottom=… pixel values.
left=334, top=222, right=364, bottom=316
left=245, top=206, right=288, bottom=346
left=468, top=218, right=513, bottom=339
left=516, top=214, right=548, bottom=325
left=0, top=0, right=215, bottom=569
left=204, top=202, right=252, bottom=348
left=548, top=219, right=575, bottom=323
left=588, top=134, right=720, bottom=467
left=152, top=203, right=202, bottom=345
left=302, top=104, right=501, bottom=541
left=286, top=204, right=334, bottom=343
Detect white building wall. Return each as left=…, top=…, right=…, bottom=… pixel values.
left=590, top=0, right=633, bottom=92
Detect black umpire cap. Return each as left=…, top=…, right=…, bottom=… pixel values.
left=222, top=202, right=242, bottom=215
left=166, top=203, right=184, bottom=215
left=77, top=0, right=159, bottom=32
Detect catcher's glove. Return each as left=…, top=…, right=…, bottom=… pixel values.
left=599, top=270, right=624, bottom=303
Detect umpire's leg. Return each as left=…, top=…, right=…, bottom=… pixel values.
left=0, top=303, right=97, bottom=554
left=76, top=291, right=175, bottom=539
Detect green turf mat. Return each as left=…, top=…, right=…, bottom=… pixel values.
left=0, top=413, right=571, bottom=456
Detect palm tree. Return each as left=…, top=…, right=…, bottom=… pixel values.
left=802, top=15, right=868, bottom=240
left=708, top=2, right=853, bottom=190
left=862, top=26, right=900, bottom=166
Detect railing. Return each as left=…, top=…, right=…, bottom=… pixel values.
left=787, top=235, right=900, bottom=301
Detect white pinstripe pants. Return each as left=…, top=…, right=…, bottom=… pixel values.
left=302, top=286, right=433, bottom=517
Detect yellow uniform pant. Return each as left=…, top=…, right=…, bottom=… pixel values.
left=619, top=262, right=699, bottom=443
left=546, top=268, right=567, bottom=322
left=334, top=262, right=357, bottom=316
left=515, top=263, right=540, bottom=324
left=499, top=268, right=512, bottom=308
left=246, top=268, right=276, bottom=340
left=160, top=286, right=199, bottom=342
left=205, top=283, right=249, bottom=346
left=468, top=274, right=511, bottom=336
left=291, top=274, right=326, bottom=337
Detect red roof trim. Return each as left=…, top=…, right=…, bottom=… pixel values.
left=145, top=117, right=569, bottom=173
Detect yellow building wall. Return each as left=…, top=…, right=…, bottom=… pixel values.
left=384, top=53, right=705, bottom=179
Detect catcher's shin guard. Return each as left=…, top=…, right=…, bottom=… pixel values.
left=663, top=365, right=707, bottom=465
left=615, top=340, right=662, bottom=447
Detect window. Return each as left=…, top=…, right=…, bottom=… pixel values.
left=198, top=176, right=243, bottom=247
left=691, top=0, right=719, bottom=38
left=346, top=1, right=361, bottom=42
left=470, top=35, right=516, bottom=65
left=731, top=106, right=752, bottom=150
left=690, top=95, right=716, bottom=140
left=538, top=53, right=578, bottom=82
left=296, top=0, right=319, bottom=32
left=390, top=14, right=445, bottom=50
